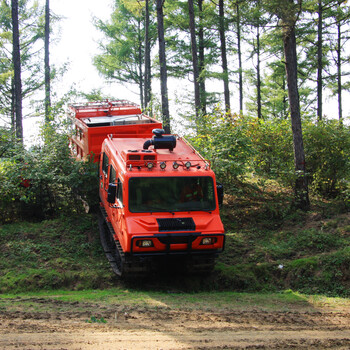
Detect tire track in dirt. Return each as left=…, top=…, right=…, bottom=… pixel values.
left=1, top=302, right=350, bottom=349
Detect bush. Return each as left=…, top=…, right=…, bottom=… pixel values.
left=0, top=124, right=98, bottom=222
left=250, top=118, right=294, bottom=186
left=189, top=112, right=256, bottom=189
left=304, top=120, right=350, bottom=197
left=243, top=117, right=350, bottom=199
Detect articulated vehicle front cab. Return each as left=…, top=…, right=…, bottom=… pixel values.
left=99, top=129, right=225, bottom=276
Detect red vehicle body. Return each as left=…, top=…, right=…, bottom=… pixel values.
left=69, top=100, right=162, bottom=162
left=70, top=100, right=225, bottom=276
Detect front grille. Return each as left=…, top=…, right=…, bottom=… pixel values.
left=157, top=217, right=196, bottom=232
left=157, top=234, right=198, bottom=245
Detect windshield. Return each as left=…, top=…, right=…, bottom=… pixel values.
left=129, top=176, right=216, bottom=213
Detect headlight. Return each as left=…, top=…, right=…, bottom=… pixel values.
left=201, top=237, right=217, bottom=245
left=136, top=239, right=154, bottom=248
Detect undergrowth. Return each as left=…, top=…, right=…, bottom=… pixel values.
left=0, top=214, right=115, bottom=293
left=216, top=179, right=350, bottom=296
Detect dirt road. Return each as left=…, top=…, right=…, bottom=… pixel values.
left=1, top=297, right=350, bottom=349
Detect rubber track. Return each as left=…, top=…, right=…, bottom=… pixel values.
left=99, top=206, right=148, bottom=277
left=98, top=207, right=123, bottom=276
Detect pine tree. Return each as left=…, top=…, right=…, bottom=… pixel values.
left=245, top=0, right=270, bottom=119
left=162, top=1, right=221, bottom=114
left=198, top=0, right=207, bottom=115
left=188, top=0, right=201, bottom=122
left=94, top=0, right=156, bottom=109
left=0, top=0, right=14, bottom=130
left=156, top=0, right=170, bottom=133
left=144, top=0, right=152, bottom=110
left=11, top=0, right=23, bottom=143
left=218, top=0, right=230, bottom=112
left=326, top=0, right=350, bottom=123
left=44, top=0, right=51, bottom=122
left=263, top=0, right=310, bottom=210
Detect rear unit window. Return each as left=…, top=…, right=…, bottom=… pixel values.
left=102, top=152, right=109, bottom=177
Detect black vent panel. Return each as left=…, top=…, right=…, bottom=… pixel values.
left=157, top=234, right=198, bottom=245
left=157, top=218, right=196, bottom=232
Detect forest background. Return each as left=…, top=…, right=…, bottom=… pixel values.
left=0, top=0, right=350, bottom=294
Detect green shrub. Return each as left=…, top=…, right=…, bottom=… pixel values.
left=189, top=112, right=256, bottom=189
left=304, top=120, right=350, bottom=197
left=0, top=124, right=98, bottom=222
left=250, top=118, right=294, bottom=186
left=242, top=117, right=349, bottom=199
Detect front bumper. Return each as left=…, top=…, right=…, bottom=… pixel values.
left=130, top=232, right=225, bottom=256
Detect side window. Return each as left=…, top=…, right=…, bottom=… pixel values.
left=117, top=178, right=123, bottom=204
left=109, top=165, right=116, bottom=184
left=102, top=152, right=109, bottom=177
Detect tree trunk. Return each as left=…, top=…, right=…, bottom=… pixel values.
left=219, top=0, right=230, bottom=112
left=44, top=0, right=51, bottom=122
left=236, top=3, right=243, bottom=113
left=137, top=19, right=144, bottom=110
left=256, top=24, right=262, bottom=119
left=188, top=0, right=201, bottom=124
left=11, top=78, right=15, bottom=134
left=11, top=0, right=23, bottom=143
left=198, top=0, right=206, bottom=115
left=336, top=20, right=342, bottom=123
left=144, top=0, right=152, bottom=110
left=282, top=8, right=310, bottom=211
left=255, top=0, right=262, bottom=119
left=316, top=0, right=323, bottom=121
left=282, top=73, right=288, bottom=119
left=156, top=0, right=170, bottom=133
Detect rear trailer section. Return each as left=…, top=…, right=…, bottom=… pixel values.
left=69, top=100, right=161, bottom=162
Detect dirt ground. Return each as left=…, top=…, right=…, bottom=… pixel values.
left=1, top=297, right=350, bottom=349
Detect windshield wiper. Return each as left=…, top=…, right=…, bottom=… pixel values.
left=147, top=206, right=175, bottom=214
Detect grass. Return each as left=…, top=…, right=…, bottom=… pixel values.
left=0, top=214, right=116, bottom=293
left=216, top=180, right=350, bottom=296
left=0, top=179, right=349, bottom=297
left=1, top=288, right=350, bottom=314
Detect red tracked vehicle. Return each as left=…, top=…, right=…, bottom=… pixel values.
left=70, top=100, right=225, bottom=276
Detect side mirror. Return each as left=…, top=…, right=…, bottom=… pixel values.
left=216, top=182, right=224, bottom=207
left=107, top=183, right=117, bottom=204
